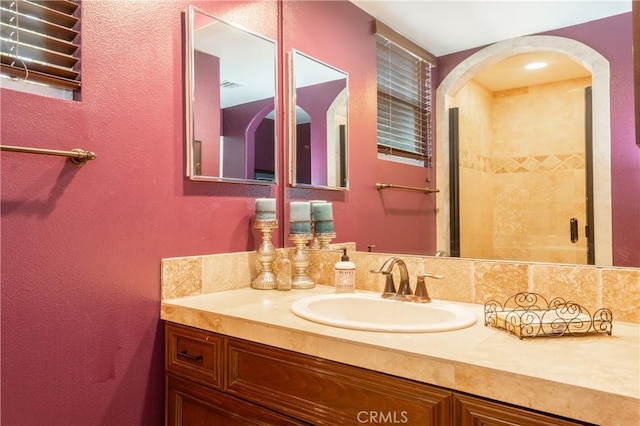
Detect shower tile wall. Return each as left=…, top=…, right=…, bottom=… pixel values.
left=454, top=77, right=592, bottom=264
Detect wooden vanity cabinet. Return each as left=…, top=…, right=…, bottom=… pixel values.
left=165, top=322, right=450, bottom=425
left=165, top=322, right=590, bottom=426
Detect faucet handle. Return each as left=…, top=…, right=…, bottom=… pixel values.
left=419, top=273, right=444, bottom=280
left=414, top=273, right=444, bottom=303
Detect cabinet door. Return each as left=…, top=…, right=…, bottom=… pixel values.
left=453, top=393, right=591, bottom=426
left=225, top=337, right=452, bottom=425
left=167, top=374, right=307, bottom=426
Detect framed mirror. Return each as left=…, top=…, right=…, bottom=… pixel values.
left=291, top=50, right=348, bottom=190
left=184, top=6, right=277, bottom=184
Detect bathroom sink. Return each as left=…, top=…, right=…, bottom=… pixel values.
left=290, top=293, right=477, bottom=333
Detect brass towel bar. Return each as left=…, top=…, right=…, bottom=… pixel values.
left=1, top=145, right=97, bottom=166
left=375, top=182, right=440, bottom=194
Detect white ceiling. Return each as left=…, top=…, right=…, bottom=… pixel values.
left=195, top=2, right=633, bottom=102
left=350, top=0, right=631, bottom=91
left=195, top=19, right=276, bottom=108
left=349, top=0, right=632, bottom=57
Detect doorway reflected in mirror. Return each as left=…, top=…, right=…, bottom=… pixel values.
left=291, top=50, right=348, bottom=190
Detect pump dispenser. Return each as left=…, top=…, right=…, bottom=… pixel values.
left=334, top=248, right=355, bottom=293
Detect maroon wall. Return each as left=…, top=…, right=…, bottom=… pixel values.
left=438, top=13, right=639, bottom=267
left=0, top=1, right=278, bottom=424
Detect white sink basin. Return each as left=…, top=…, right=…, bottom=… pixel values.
left=290, top=292, right=477, bottom=333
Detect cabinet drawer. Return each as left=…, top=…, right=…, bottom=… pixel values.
left=165, top=322, right=222, bottom=389
left=224, top=337, right=452, bottom=425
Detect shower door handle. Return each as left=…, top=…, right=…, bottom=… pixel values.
left=570, top=218, right=578, bottom=243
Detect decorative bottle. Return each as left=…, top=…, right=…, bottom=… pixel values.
left=277, top=258, right=292, bottom=291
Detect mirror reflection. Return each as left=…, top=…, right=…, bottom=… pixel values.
left=350, top=1, right=636, bottom=267
left=185, top=6, right=277, bottom=183
left=292, top=50, right=348, bottom=189
left=437, top=36, right=618, bottom=266
left=452, top=51, right=595, bottom=265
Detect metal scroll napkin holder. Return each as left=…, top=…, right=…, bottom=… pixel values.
left=484, top=292, right=613, bottom=339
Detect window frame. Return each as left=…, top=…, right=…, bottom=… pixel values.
left=375, top=20, right=435, bottom=166
left=1, top=0, right=81, bottom=92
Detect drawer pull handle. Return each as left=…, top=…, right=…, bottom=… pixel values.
left=178, top=350, right=204, bottom=362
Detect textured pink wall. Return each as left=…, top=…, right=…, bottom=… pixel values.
left=437, top=13, right=639, bottom=267
left=0, top=1, right=278, bottom=424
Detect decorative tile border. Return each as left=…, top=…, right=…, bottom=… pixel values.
left=460, top=150, right=585, bottom=174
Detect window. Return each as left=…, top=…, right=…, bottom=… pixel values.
left=1, top=0, right=81, bottom=93
left=376, top=21, right=434, bottom=166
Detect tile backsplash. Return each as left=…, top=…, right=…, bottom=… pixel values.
left=161, top=246, right=640, bottom=323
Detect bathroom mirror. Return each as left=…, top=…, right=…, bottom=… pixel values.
left=344, top=1, right=637, bottom=267
left=184, top=6, right=277, bottom=183
left=291, top=50, right=349, bottom=190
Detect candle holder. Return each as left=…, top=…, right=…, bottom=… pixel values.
left=309, top=221, right=321, bottom=249
left=309, top=234, right=321, bottom=250
left=288, top=233, right=315, bottom=289
left=251, top=219, right=279, bottom=290
left=315, top=232, right=336, bottom=250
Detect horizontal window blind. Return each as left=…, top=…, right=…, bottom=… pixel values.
left=0, top=0, right=81, bottom=90
left=376, top=22, right=433, bottom=165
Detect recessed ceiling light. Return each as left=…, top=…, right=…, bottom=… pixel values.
left=525, top=62, right=548, bottom=70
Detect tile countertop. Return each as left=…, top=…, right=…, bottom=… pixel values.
left=161, top=286, right=640, bottom=425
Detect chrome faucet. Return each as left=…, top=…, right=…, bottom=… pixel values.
left=370, top=257, right=444, bottom=302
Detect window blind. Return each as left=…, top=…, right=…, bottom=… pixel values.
left=0, top=0, right=81, bottom=90
left=376, top=22, right=433, bottom=165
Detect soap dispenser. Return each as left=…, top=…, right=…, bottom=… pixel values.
left=334, top=248, right=355, bottom=293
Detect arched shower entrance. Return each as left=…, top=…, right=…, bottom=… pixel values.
left=436, top=35, right=613, bottom=265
